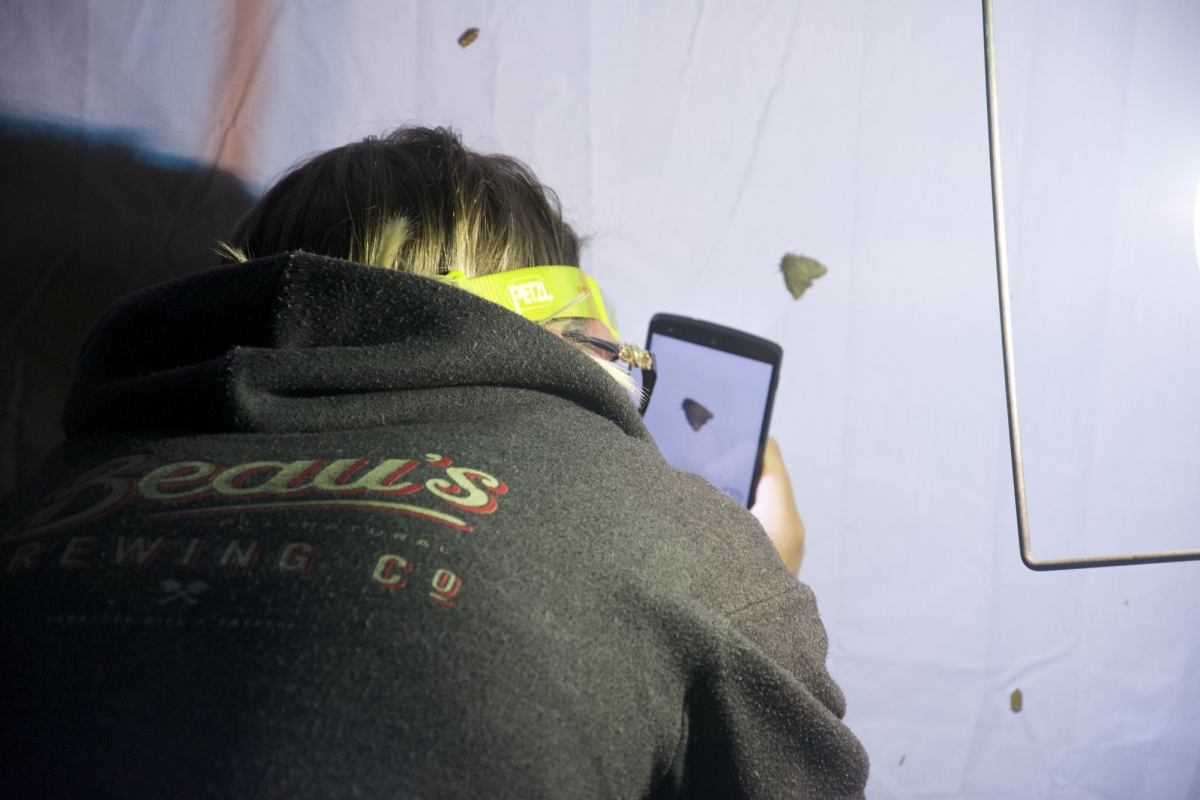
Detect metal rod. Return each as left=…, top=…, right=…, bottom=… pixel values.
left=981, top=0, right=1200, bottom=570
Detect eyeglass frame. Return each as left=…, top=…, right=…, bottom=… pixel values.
left=561, top=331, right=656, bottom=416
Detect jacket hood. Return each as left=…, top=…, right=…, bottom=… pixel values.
left=63, top=251, right=649, bottom=439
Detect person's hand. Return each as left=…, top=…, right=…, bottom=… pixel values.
left=750, top=437, right=805, bottom=576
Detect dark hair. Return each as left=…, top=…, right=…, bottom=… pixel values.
left=223, top=126, right=580, bottom=277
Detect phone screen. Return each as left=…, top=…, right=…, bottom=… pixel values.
left=642, top=331, right=776, bottom=506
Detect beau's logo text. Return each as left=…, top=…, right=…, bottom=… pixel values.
left=4, top=453, right=508, bottom=542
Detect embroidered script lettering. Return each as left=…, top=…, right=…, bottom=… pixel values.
left=5, top=453, right=508, bottom=540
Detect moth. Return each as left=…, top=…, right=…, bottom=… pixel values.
left=780, top=253, right=828, bottom=300
left=682, top=398, right=714, bottom=432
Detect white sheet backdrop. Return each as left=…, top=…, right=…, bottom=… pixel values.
left=4, top=1, right=1200, bottom=796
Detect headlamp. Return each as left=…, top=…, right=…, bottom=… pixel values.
left=437, top=265, right=619, bottom=341
left=437, top=265, right=655, bottom=414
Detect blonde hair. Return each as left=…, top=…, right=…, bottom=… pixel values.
left=221, top=126, right=636, bottom=396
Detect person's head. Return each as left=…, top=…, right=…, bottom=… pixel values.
left=222, top=126, right=580, bottom=277
left=222, top=126, right=645, bottom=399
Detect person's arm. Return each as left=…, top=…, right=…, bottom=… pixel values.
left=751, top=437, right=805, bottom=576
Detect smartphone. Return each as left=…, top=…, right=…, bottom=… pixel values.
left=640, top=314, right=782, bottom=508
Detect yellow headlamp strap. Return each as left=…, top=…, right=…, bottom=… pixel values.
left=435, top=266, right=619, bottom=341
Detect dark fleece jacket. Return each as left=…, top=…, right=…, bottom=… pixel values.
left=0, top=252, right=868, bottom=798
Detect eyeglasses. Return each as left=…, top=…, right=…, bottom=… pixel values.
left=561, top=331, right=656, bottom=415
